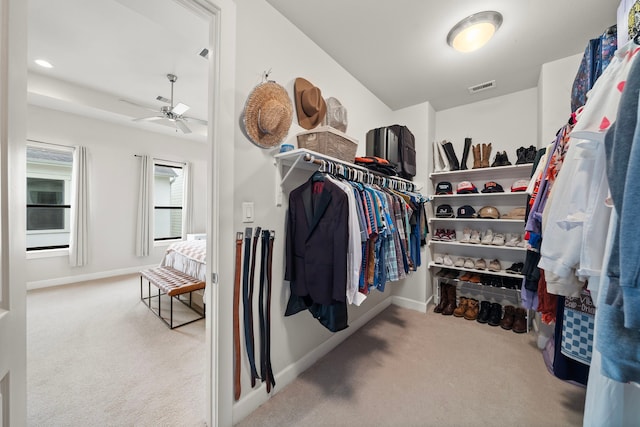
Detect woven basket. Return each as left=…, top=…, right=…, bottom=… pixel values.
left=296, top=126, right=358, bottom=163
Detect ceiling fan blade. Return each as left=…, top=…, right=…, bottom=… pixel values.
left=156, top=95, right=171, bottom=104
left=133, top=115, right=165, bottom=122
left=172, top=102, right=190, bottom=116
left=119, top=99, right=158, bottom=113
left=182, top=116, right=208, bottom=126
left=175, top=119, right=192, bottom=134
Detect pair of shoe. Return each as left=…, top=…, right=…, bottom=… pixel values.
left=459, top=271, right=482, bottom=283
left=500, top=306, right=528, bottom=333
left=480, top=229, right=506, bottom=246
left=433, top=281, right=458, bottom=315
left=515, top=146, right=537, bottom=164
left=460, top=227, right=481, bottom=244
left=437, top=269, right=459, bottom=279
left=433, top=229, right=456, bottom=241
left=505, top=262, right=524, bottom=274
left=453, top=297, right=480, bottom=320
left=471, top=143, right=492, bottom=169
left=435, top=254, right=456, bottom=267
left=504, top=233, right=526, bottom=247
left=491, top=151, right=512, bottom=167
left=433, top=140, right=465, bottom=172
left=476, top=301, right=502, bottom=326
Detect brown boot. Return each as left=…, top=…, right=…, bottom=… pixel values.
left=442, top=283, right=457, bottom=315
left=433, top=282, right=448, bottom=313
left=472, top=144, right=481, bottom=169
left=500, top=305, right=516, bottom=330
left=453, top=297, right=469, bottom=317
left=481, top=143, right=492, bottom=168
left=463, top=299, right=479, bottom=320
left=512, top=307, right=528, bottom=333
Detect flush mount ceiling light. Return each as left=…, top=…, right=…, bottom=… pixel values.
left=34, top=59, right=54, bottom=68
left=447, top=11, right=503, bottom=53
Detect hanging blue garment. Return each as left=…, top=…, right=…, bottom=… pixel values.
left=571, top=27, right=618, bottom=113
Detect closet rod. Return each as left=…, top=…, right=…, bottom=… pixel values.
left=302, top=153, right=416, bottom=192
left=133, top=154, right=186, bottom=166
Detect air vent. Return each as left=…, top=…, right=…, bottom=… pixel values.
left=468, top=80, right=496, bottom=94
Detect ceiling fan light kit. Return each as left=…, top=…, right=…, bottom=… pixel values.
left=447, top=10, right=503, bottom=53
left=124, top=73, right=207, bottom=134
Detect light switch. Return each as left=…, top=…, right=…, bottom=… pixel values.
left=242, top=202, right=254, bottom=223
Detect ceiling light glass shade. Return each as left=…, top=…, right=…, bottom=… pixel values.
left=447, top=11, right=503, bottom=53
left=34, top=59, right=53, bottom=68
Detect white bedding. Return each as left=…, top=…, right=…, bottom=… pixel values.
left=161, top=240, right=207, bottom=282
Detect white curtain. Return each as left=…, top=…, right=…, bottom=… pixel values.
left=136, top=155, right=153, bottom=257
left=69, top=146, right=88, bottom=266
left=181, top=161, right=193, bottom=238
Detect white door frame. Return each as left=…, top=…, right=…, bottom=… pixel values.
left=0, top=0, right=28, bottom=425
left=0, top=0, right=236, bottom=424
left=174, top=1, right=236, bottom=426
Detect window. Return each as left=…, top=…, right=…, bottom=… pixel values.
left=26, top=144, right=73, bottom=251
left=154, top=162, right=184, bottom=241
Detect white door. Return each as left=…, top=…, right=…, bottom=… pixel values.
left=0, top=0, right=28, bottom=425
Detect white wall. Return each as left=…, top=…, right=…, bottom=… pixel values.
left=232, top=0, right=432, bottom=421
left=538, top=53, right=582, bottom=147
left=435, top=88, right=538, bottom=166
left=25, top=105, right=208, bottom=287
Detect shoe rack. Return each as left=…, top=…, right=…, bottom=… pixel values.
left=428, top=163, right=533, bottom=313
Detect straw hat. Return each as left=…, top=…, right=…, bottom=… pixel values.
left=242, top=81, right=293, bottom=148
left=294, top=77, right=327, bottom=130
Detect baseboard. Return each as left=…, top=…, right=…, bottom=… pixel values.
left=26, top=264, right=159, bottom=290
left=391, top=295, right=429, bottom=313
left=232, top=296, right=394, bottom=423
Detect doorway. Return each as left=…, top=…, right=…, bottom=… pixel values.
left=24, top=0, right=228, bottom=424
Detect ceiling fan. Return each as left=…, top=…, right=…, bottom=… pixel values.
left=121, top=73, right=207, bottom=134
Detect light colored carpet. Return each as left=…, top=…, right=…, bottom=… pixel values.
left=237, top=305, right=586, bottom=427
left=27, top=274, right=206, bottom=427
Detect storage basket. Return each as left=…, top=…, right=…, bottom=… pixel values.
left=296, top=126, right=358, bottom=163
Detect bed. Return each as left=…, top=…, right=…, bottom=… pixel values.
left=160, top=239, right=207, bottom=283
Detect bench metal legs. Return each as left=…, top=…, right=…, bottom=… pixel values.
left=139, top=276, right=205, bottom=329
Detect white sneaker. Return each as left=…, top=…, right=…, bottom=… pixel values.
left=505, top=233, right=519, bottom=247
left=463, top=258, right=475, bottom=269
left=434, top=255, right=444, bottom=264
left=459, top=227, right=472, bottom=243
left=517, top=233, right=527, bottom=248
left=491, top=233, right=505, bottom=246
left=469, top=229, right=481, bottom=244
left=443, top=254, right=454, bottom=266
left=481, top=229, right=494, bottom=245
left=454, top=257, right=465, bottom=267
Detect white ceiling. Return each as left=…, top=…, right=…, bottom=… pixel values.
left=267, top=0, right=619, bottom=111
left=28, top=0, right=620, bottom=139
left=28, top=0, right=210, bottom=141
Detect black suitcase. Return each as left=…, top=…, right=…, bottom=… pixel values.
left=366, top=125, right=415, bottom=180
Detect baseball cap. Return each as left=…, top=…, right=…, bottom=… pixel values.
left=511, top=179, right=529, bottom=192
left=435, top=181, right=453, bottom=195
left=456, top=181, right=478, bottom=194
left=503, top=207, right=526, bottom=220
left=481, top=181, right=505, bottom=193
left=457, top=205, right=477, bottom=218
left=477, top=206, right=501, bottom=219
left=435, top=204, right=455, bottom=218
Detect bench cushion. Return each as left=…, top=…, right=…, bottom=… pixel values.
left=141, top=266, right=205, bottom=297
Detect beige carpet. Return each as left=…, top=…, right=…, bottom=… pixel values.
left=237, top=305, right=586, bottom=427
left=27, top=274, right=206, bottom=426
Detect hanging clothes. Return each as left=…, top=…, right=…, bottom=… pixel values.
left=284, top=169, right=425, bottom=332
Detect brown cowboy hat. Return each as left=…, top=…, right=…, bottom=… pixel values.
left=294, top=77, right=327, bottom=130
left=242, top=81, right=293, bottom=148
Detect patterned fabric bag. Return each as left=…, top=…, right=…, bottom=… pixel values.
left=560, top=289, right=595, bottom=365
